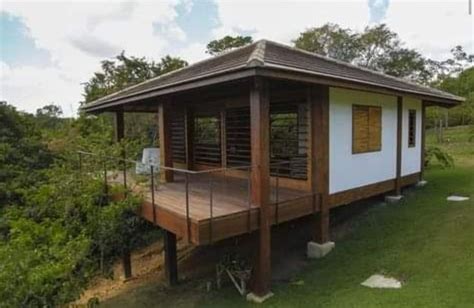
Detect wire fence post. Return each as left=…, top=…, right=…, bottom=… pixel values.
left=209, top=175, right=213, bottom=244
left=103, top=158, right=108, bottom=203
left=150, top=165, right=156, bottom=224
left=122, top=152, right=127, bottom=194
left=78, top=151, right=83, bottom=184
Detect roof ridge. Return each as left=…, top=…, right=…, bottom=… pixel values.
left=264, top=40, right=462, bottom=100
left=86, top=41, right=260, bottom=106
left=246, top=39, right=266, bottom=67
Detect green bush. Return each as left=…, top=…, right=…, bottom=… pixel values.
left=425, top=146, right=455, bottom=168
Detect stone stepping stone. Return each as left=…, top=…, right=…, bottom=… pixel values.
left=361, top=274, right=402, bottom=289
left=447, top=195, right=470, bottom=202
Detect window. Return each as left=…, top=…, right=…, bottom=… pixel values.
left=352, top=105, right=382, bottom=154
left=408, top=109, right=416, bottom=147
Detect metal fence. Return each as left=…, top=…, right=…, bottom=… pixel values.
left=76, top=151, right=311, bottom=244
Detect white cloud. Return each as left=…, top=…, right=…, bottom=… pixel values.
left=175, top=42, right=208, bottom=63
left=384, top=0, right=473, bottom=60
left=1, top=61, right=82, bottom=116
left=212, top=0, right=370, bottom=43
left=1, top=0, right=472, bottom=117
left=1, top=0, right=184, bottom=116
left=212, top=0, right=473, bottom=59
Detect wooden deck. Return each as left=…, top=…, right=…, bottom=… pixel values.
left=111, top=172, right=316, bottom=245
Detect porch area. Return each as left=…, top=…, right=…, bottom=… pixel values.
left=99, top=156, right=316, bottom=245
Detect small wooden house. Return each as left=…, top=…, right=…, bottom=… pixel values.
left=82, top=40, right=462, bottom=300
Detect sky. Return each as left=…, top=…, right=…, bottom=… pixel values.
left=0, top=0, right=472, bottom=117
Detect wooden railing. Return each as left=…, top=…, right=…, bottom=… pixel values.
left=76, top=151, right=310, bottom=244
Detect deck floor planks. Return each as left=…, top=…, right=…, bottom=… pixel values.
left=110, top=171, right=305, bottom=222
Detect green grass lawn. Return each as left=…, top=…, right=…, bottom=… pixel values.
left=104, top=126, right=474, bottom=307
left=199, top=166, right=473, bottom=307
left=197, top=126, right=474, bottom=307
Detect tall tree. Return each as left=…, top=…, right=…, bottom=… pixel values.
left=83, top=52, right=188, bottom=103
left=293, top=23, right=360, bottom=62
left=206, top=35, right=253, bottom=55
left=293, top=23, right=432, bottom=82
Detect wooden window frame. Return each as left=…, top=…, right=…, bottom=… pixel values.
left=352, top=104, right=382, bottom=154
left=408, top=109, right=416, bottom=148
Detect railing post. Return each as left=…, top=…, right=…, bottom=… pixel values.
left=209, top=175, right=213, bottom=244
left=103, top=159, right=108, bottom=202
left=151, top=165, right=156, bottom=224
left=122, top=154, right=127, bottom=193
left=78, top=152, right=83, bottom=185
left=185, top=173, right=191, bottom=244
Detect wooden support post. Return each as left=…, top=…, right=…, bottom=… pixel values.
left=164, top=230, right=178, bottom=286
left=159, top=101, right=174, bottom=183
left=249, top=77, right=272, bottom=298
left=395, top=96, right=403, bottom=195
left=420, top=101, right=426, bottom=181
left=309, top=85, right=330, bottom=244
left=115, top=110, right=132, bottom=279
left=184, top=105, right=194, bottom=170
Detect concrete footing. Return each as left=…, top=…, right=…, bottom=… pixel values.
left=307, top=241, right=335, bottom=259
left=416, top=180, right=428, bottom=187
left=246, top=292, right=274, bottom=303
left=385, top=195, right=403, bottom=203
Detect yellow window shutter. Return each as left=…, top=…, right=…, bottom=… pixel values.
left=368, top=106, right=382, bottom=151
left=353, top=105, right=369, bottom=153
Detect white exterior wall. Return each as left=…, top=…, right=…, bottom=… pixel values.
left=329, top=88, right=398, bottom=194
left=401, top=97, right=422, bottom=176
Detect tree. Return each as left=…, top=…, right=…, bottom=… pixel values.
left=206, top=35, right=253, bottom=55
left=159, top=55, right=188, bottom=75
left=293, top=23, right=360, bottom=62
left=293, top=23, right=432, bottom=82
left=0, top=102, right=54, bottom=207
left=83, top=52, right=188, bottom=103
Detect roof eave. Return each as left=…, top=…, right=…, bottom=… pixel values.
left=81, top=67, right=258, bottom=113
left=255, top=65, right=463, bottom=106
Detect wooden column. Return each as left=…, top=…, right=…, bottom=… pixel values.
left=184, top=105, right=194, bottom=170
left=309, top=85, right=330, bottom=244
left=158, top=101, right=174, bottom=182
left=163, top=230, right=178, bottom=286
left=395, top=96, right=403, bottom=195
left=115, top=110, right=132, bottom=279
left=249, top=77, right=271, bottom=297
left=420, top=101, right=426, bottom=181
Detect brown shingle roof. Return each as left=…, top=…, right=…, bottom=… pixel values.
left=83, top=39, right=463, bottom=112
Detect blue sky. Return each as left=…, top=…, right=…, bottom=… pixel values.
left=1, top=0, right=472, bottom=116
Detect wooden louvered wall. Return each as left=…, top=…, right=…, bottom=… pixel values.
left=270, top=101, right=308, bottom=180
left=170, top=109, right=186, bottom=163
left=193, top=111, right=222, bottom=166
left=226, top=106, right=251, bottom=167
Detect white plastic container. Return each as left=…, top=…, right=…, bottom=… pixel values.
left=135, top=147, right=160, bottom=174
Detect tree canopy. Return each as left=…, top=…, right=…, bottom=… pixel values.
left=293, top=23, right=472, bottom=84
left=206, top=35, right=253, bottom=55
left=83, top=52, right=188, bottom=103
